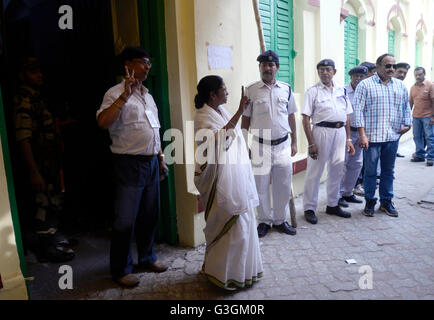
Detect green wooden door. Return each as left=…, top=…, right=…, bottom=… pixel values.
left=137, top=0, right=178, bottom=245
left=344, top=14, right=359, bottom=83
left=259, top=0, right=295, bottom=88
left=388, top=30, right=395, bottom=55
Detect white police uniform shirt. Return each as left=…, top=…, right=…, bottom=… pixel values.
left=243, top=80, right=298, bottom=140
left=302, top=81, right=353, bottom=212
left=97, top=80, right=161, bottom=156
left=302, top=81, right=353, bottom=124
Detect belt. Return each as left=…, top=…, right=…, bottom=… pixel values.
left=254, top=135, right=288, bottom=146
left=316, top=121, right=345, bottom=129
left=350, top=126, right=358, bottom=132
left=112, top=153, right=157, bottom=162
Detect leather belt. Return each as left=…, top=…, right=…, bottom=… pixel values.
left=350, top=126, right=358, bottom=132
left=112, top=153, right=157, bottom=162
left=316, top=121, right=345, bottom=129
left=254, top=135, right=288, bottom=146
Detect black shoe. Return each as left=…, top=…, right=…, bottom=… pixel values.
left=396, top=153, right=405, bottom=158
left=363, top=199, right=376, bottom=217
left=257, top=223, right=271, bottom=238
left=411, top=157, right=425, bottom=162
left=342, top=194, right=363, bottom=204
left=427, top=161, right=433, bottom=167
left=326, top=206, right=351, bottom=218
left=379, top=200, right=398, bottom=217
left=304, top=210, right=318, bottom=224
left=338, top=198, right=349, bottom=208
left=273, top=221, right=296, bottom=236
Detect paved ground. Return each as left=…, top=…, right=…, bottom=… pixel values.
left=26, top=139, right=434, bottom=300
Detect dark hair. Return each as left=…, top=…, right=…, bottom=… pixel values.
left=414, top=67, right=426, bottom=74
left=194, top=75, right=224, bottom=109
left=376, top=53, right=394, bottom=66
left=119, top=46, right=151, bottom=65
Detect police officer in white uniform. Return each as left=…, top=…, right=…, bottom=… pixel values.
left=241, top=50, right=298, bottom=238
left=338, top=66, right=368, bottom=208
left=302, top=59, right=355, bottom=225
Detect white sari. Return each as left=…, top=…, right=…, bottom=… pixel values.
left=194, top=104, right=263, bottom=290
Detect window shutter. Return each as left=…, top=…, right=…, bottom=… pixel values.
left=344, top=14, right=359, bottom=84
left=259, top=0, right=294, bottom=87
left=388, top=30, right=395, bottom=55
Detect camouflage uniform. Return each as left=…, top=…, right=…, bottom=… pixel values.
left=14, top=84, right=63, bottom=230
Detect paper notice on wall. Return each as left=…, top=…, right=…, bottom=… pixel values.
left=208, top=45, right=233, bottom=69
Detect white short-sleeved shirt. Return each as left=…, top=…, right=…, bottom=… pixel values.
left=302, top=81, right=353, bottom=124
left=243, top=80, right=298, bottom=140
left=96, top=80, right=161, bottom=156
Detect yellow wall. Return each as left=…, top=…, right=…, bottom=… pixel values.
left=0, top=140, right=27, bottom=300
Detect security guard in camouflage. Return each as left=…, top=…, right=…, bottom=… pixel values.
left=14, top=57, right=73, bottom=262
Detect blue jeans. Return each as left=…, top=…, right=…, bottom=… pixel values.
left=110, top=154, right=160, bottom=278
left=413, top=117, right=434, bottom=161
left=363, top=140, right=399, bottom=203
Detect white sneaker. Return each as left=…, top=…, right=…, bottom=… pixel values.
left=353, top=184, right=365, bottom=197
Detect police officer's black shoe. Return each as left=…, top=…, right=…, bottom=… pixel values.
left=338, top=198, right=349, bottom=208
left=342, top=194, right=363, bottom=204
left=273, top=221, right=296, bottom=236
left=326, top=206, right=351, bottom=218
left=257, top=223, right=271, bottom=238
left=304, top=210, right=318, bottom=224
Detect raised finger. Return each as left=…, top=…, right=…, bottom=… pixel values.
left=131, top=69, right=135, bottom=79
left=125, top=66, right=130, bottom=78
left=242, top=86, right=245, bottom=98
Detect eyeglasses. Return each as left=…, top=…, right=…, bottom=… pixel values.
left=134, top=58, right=152, bottom=67
left=384, top=64, right=397, bottom=69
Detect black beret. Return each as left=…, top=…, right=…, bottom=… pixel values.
left=257, top=50, right=279, bottom=64
left=360, top=62, right=376, bottom=71
left=395, top=62, right=411, bottom=70
left=349, top=66, right=368, bottom=76
left=317, top=59, right=335, bottom=69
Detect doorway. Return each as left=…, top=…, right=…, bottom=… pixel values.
left=0, top=0, right=177, bottom=299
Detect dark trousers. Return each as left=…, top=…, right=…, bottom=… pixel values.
left=110, top=154, right=160, bottom=279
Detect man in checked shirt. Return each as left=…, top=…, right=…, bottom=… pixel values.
left=353, top=54, right=412, bottom=218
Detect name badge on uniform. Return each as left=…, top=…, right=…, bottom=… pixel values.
left=145, top=109, right=160, bottom=128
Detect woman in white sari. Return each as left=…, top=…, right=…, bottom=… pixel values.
left=194, top=75, right=263, bottom=291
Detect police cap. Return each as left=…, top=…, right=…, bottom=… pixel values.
left=349, top=66, right=368, bottom=76
left=395, top=62, right=411, bottom=70
left=257, top=50, right=279, bottom=64
left=360, top=62, right=376, bottom=71
left=317, top=59, right=335, bottom=69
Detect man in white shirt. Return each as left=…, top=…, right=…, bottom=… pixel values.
left=302, top=59, right=355, bottom=225
left=241, top=50, right=298, bottom=238
left=97, top=47, right=168, bottom=287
